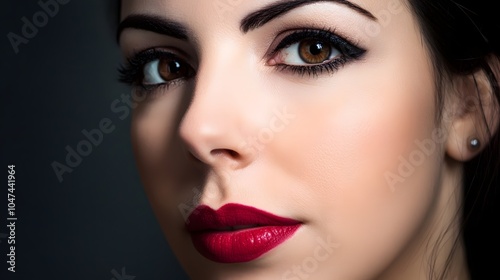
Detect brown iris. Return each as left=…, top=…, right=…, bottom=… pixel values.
left=158, top=58, right=190, bottom=81
left=298, top=39, right=332, bottom=64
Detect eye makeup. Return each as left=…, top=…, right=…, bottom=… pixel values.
left=118, top=27, right=366, bottom=95
left=267, top=27, right=366, bottom=77
left=118, top=48, right=195, bottom=95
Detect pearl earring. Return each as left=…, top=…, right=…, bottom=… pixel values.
left=469, top=138, right=481, bottom=150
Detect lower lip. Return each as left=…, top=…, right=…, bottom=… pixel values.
left=190, top=224, right=301, bottom=263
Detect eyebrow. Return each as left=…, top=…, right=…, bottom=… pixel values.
left=117, top=14, right=189, bottom=42
left=241, top=0, right=377, bottom=33
left=117, top=0, right=376, bottom=41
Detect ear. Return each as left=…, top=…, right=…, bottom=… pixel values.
left=445, top=58, right=500, bottom=162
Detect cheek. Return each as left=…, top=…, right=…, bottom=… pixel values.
left=130, top=91, right=197, bottom=221
left=131, top=95, right=177, bottom=190
left=130, top=92, right=212, bottom=269
left=266, top=48, right=441, bottom=275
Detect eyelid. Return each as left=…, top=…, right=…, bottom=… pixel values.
left=265, top=28, right=365, bottom=70
left=262, top=27, right=366, bottom=78
left=127, top=47, right=196, bottom=68
left=266, top=26, right=362, bottom=58
left=118, top=47, right=196, bottom=93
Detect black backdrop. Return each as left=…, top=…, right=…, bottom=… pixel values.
left=1, top=1, right=188, bottom=279
left=2, top=1, right=500, bottom=280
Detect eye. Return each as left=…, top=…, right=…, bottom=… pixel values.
left=279, top=38, right=340, bottom=65
left=267, top=29, right=365, bottom=76
left=118, top=49, right=196, bottom=90
left=143, top=57, right=192, bottom=85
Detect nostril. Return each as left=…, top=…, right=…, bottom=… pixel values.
left=210, top=149, right=240, bottom=159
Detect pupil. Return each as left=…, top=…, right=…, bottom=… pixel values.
left=168, top=60, right=181, bottom=74
left=309, top=42, right=324, bottom=55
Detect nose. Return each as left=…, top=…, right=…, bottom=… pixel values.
left=178, top=44, right=259, bottom=170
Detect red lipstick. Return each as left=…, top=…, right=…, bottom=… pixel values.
left=185, top=203, right=301, bottom=263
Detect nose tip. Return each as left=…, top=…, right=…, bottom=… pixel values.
left=183, top=142, right=254, bottom=171
left=180, top=114, right=255, bottom=170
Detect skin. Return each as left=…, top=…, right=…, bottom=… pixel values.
left=119, top=0, right=499, bottom=279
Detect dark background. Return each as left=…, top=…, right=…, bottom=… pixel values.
left=1, top=1, right=499, bottom=280
left=1, top=0, right=188, bottom=279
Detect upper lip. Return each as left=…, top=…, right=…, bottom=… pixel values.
left=185, top=203, right=301, bottom=232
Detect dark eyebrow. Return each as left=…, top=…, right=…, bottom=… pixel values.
left=117, top=14, right=189, bottom=42
left=241, top=0, right=377, bottom=33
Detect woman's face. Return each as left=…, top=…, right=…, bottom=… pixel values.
left=119, top=0, right=448, bottom=278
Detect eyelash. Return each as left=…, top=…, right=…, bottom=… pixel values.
left=270, top=28, right=366, bottom=77
left=118, top=49, right=192, bottom=94
left=118, top=28, right=366, bottom=93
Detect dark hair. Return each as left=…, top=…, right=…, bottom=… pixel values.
left=406, top=1, right=500, bottom=279
left=113, top=1, right=500, bottom=279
